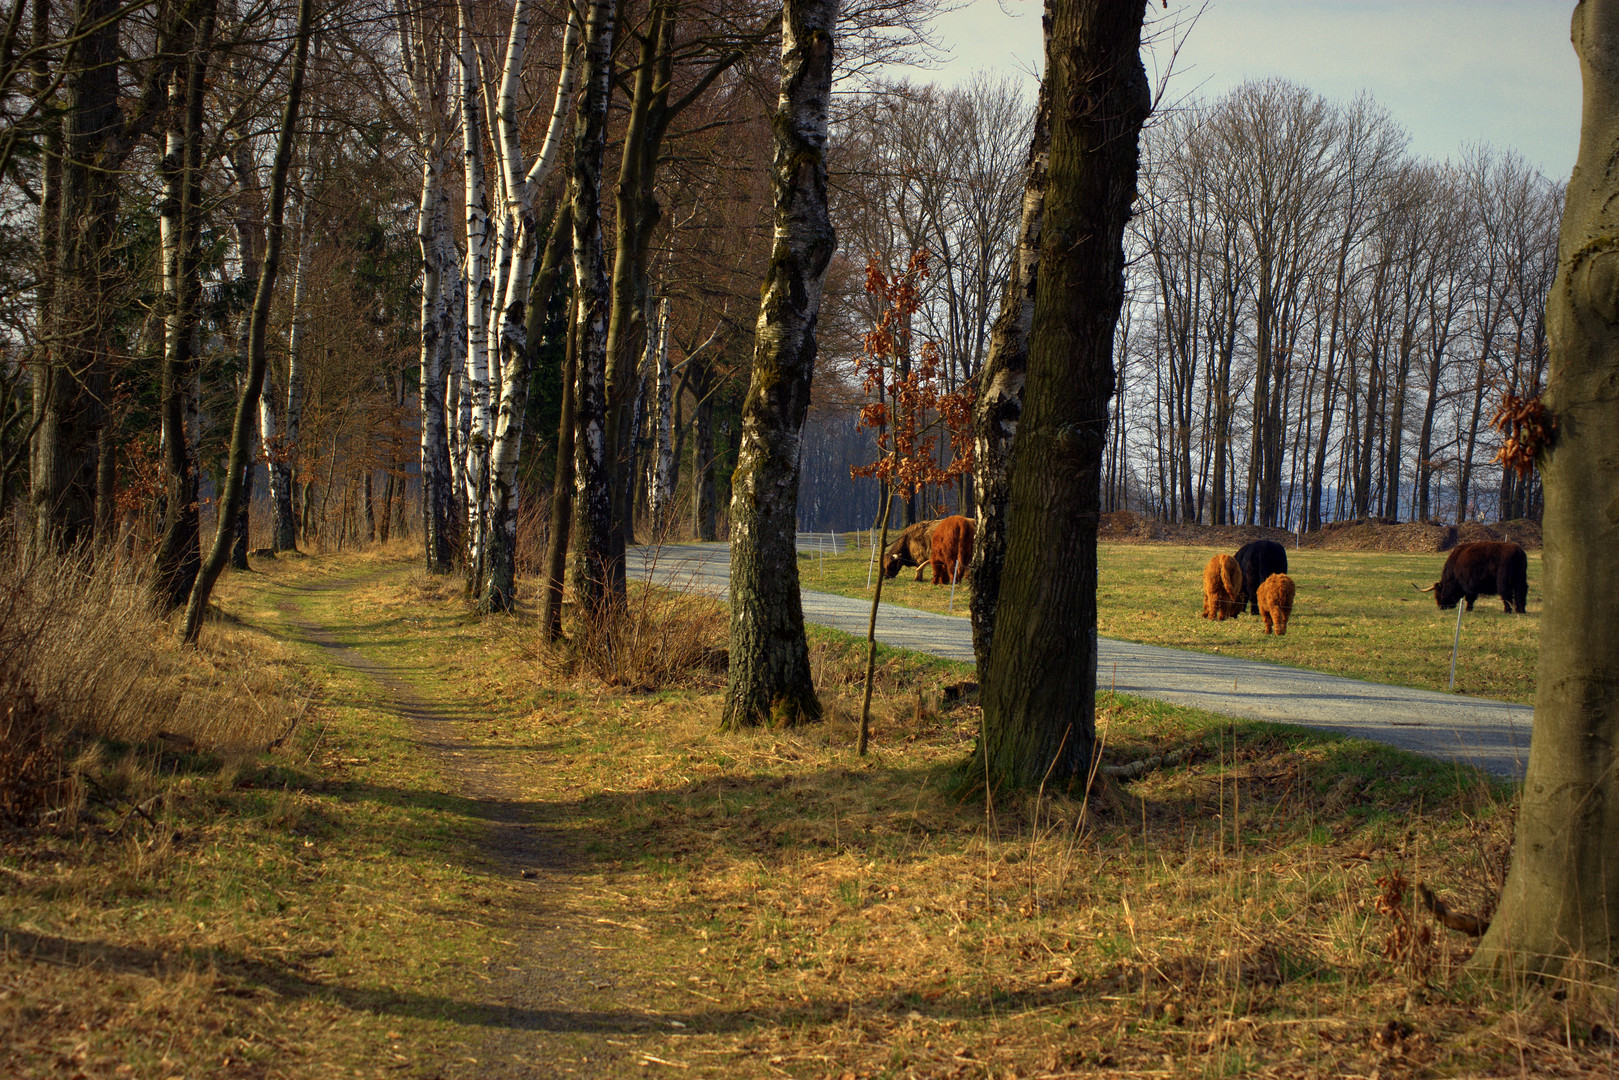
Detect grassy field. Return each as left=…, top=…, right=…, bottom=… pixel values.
left=801, top=538, right=1542, bottom=703
left=6, top=548, right=1611, bottom=1077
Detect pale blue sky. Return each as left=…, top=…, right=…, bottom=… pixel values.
left=908, top=0, right=1581, bottom=179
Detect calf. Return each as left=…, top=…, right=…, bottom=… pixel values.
left=1201, top=554, right=1243, bottom=620
left=928, top=516, right=975, bottom=586
left=1235, top=539, right=1289, bottom=616
left=1257, top=573, right=1295, bottom=636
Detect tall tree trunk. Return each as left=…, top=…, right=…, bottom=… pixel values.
left=33, top=0, right=120, bottom=552
left=977, top=0, right=1149, bottom=792
left=968, top=79, right=1049, bottom=677
left=152, top=0, right=214, bottom=610
left=720, top=0, right=837, bottom=729
left=690, top=357, right=717, bottom=540
left=484, top=199, right=571, bottom=612
left=457, top=0, right=495, bottom=594
left=417, top=145, right=457, bottom=572
left=1473, top=0, right=1619, bottom=975
left=539, top=298, right=580, bottom=643
left=180, top=0, right=314, bottom=644
left=270, top=203, right=312, bottom=552
left=648, top=297, right=674, bottom=537
left=568, top=0, right=617, bottom=618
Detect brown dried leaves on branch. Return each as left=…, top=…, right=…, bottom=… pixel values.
left=1488, top=393, right=1554, bottom=478
left=850, top=250, right=975, bottom=499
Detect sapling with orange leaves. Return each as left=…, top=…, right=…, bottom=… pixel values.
left=850, top=250, right=974, bottom=755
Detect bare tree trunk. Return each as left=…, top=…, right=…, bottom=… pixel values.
left=539, top=299, right=580, bottom=642
left=690, top=356, right=717, bottom=540
left=977, top=0, right=1149, bottom=791
left=153, top=0, right=215, bottom=610
left=457, top=0, right=495, bottom=594
left=33, top=0, right=120, bottom=552
left=484, top=199, right=571, bottom=612
left=417, top=147, right=457, bottom=571
left=648, top=297, right=674, bottom=536
left=721, top=0, right=837, bottom=729
left=968, top=79, right=1048, bottom=677
left=568, top=0, right=617, bottom=617
left=181, top=0, right=314, bottom=643
left=1474, top=0, right=1619, bottom=975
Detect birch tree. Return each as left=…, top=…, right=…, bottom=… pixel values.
left=151, top=0, right=216, bottom=613
left=481, top=0, right=581, bottom=611
left=399, top=2, right=458, bottom=573
left=721, top=0, right=837, bottom=730
left=568, top=0, right=617, bottom=618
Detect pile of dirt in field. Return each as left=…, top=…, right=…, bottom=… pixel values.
left=1299, top=517, right=1543, bottom=553
left=1098, top=510, right=1293, bottom=547
left=1098, top=510, right=1543, bottom=553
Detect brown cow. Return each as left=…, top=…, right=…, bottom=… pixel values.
left=1257, top=573, right=1295, bottom=636
left=882, top=518, right=940, bottom=580
left=1201, top=554, right=1243, bottom=620
left=928, top=516, right=975, bottom=586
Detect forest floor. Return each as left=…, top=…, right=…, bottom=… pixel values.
left=3, top=548, right=1611, bottom=1079
left=805, top=541, right=1541, bottom=705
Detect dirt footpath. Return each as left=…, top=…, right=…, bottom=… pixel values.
left=277, top=574, right=663, bottom=1079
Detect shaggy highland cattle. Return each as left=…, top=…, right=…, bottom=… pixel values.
left=1414, top=541, right=1529, bottom=613
left=882, top=519, right=940, bottom=580
left=928, top=516, right=975, bottom=586
left=1234, top=539, right=1289, bottom=616
left=1201, top=554, right=1244, bottom=620
left=1257, top=573, right=1295, bottom=635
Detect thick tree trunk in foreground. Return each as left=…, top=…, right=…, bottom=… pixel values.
left=1473, top=0, right=1619, bottom=976
left=180, top=0, right=313, bottom=644
left=721, top=0, right=836, bottom=730
left=568, top=0, right=617, bottom=618
left=977, top=0, right=1149, bottom=791
left=969, top=79, right=1049, bottom=678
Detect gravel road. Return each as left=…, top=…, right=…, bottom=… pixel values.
left=629, top=541, right=1532, bottom=780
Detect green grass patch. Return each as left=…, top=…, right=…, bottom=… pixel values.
left=803, top=539, right=1541, bottom=703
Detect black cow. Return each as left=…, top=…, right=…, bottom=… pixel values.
left=1234, top=539, right=1289, bottom=616
left=1414, top=541, right=1528, bottom=613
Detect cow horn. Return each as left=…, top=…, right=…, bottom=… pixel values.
left=1412, top=582, right=1437, bottom=593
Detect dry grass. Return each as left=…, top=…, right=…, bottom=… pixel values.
left=5, top=548, right=1613, bottom=1078
left=0, top=529, right=309, bottom=828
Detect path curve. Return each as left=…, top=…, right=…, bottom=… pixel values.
left=630, top=542, right=1532, bottom=780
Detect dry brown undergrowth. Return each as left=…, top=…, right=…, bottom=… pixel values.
left=0, top=526, right=308, bottom=828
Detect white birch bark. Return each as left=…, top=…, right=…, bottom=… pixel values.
left=458, top=1, right=495, bottom=583
left=274, top=196, right=314, bottom=552
left=399, top=1, right=458, bottom=572
left=481, top=0, right=584, bottom=608
left=649, top=297, right=674, bottom=537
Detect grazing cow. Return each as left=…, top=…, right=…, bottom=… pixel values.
left=928, top=516, right=975, bottom=586
left=1414, top=541, right=1528, bottom=613
left=1257, top=573, right=1295, bottom=635
left=882, top=518, right=940, bottom=580
left=1235, top=539, right=1289, bottom=616
left=1201, top=554, right=1244, bottom=620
